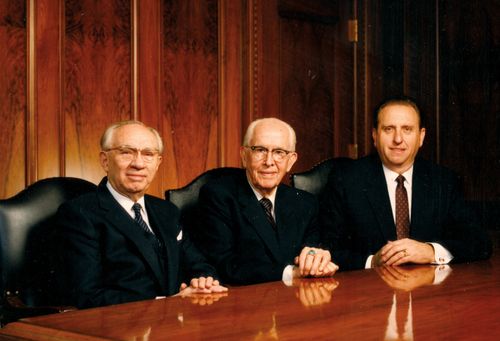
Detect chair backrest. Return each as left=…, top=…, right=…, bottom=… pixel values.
left=290, top=157, right=352, bottom=195
left=165, top=167, right=244, bottom=234
left=0, top=177, right=96, bottom=308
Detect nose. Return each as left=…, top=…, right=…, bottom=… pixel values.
left=263, top=151, right=275, bottom=166
left=130, top=152, right=146, bottom=168
left=393, top=129, right=403, bottom=144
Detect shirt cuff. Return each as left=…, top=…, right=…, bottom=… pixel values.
left=429, top=242, right=453, bottom=264
left=282, top=265, right=294, bottom=286
left=365, top=255, right=374, bottom=269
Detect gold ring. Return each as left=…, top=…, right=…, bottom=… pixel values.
left=402, top=249, right=408, bottom=257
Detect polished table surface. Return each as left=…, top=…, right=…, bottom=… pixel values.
left=1, top=254, right=499, bottom=340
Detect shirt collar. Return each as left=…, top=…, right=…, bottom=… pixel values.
left=246, top=176, right=277, bottom=205
left=382, top=164, right=414, bottom=188
left=106, top=181, right=146, bottom=212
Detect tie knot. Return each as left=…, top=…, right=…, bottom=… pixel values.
left=396, top=175, right=406, bottom=186
left=259, top=198, right=273, bottom=212
left=132, top=203, right=142, bottom=215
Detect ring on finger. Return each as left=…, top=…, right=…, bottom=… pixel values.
left=402, top=249, right=408, bottom=257
left=307, top=249, right=316, bottom=256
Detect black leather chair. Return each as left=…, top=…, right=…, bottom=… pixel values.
left=290, top=157, right=352, bottom=195
left=0, top=177, right=96, bottom=324
left=165, top=167, right=244, bottom=239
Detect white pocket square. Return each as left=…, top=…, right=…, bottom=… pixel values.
left=176, top=230, right=183, bottom=241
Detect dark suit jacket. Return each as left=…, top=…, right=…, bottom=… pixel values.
left=319, top=154, right=492, bottom=270
left=195, top=172, right=320, bottom=285
left=56, top=177, right=216, bottom=308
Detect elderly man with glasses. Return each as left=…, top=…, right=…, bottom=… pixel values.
left=55, top=120, right=226, bottom=309
left=194, top=118, right=338, bottom=285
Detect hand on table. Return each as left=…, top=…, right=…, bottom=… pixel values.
left=294, top=247, right=339, bottom=277
left=372, top=238, right=435, bottom=267
left=178, top=276, right=228, bottom=296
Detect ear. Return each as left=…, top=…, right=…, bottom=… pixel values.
left=285, top=152, right=298, bottom=172
left=419, top=128, right=426, bottom=147
left=99, top=151, right=109, bottom=172
left=371, top=128, right=377, bottom=147
left=239, top=146, right=248, bottom=168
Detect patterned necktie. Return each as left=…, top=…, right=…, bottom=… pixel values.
left=132, top=203, right=155, bottom=236
left=395, top=175, right=410, bottom=239
left=259, top=198, right=277, bottom=229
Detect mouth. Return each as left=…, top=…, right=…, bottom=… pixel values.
left=127, top=174, right=146, bottom=181
left=390, top=147, right=406, bottom=154
left=259, top=172, right=277, bottom=178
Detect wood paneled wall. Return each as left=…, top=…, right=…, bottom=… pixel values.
left=0, top=0, right=355, bottom=198
left=0, top=0, right=498, bottom=203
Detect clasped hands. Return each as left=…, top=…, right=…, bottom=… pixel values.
left=372, top=238, right=435, bottom=267
left=293, top=247, right=339, bottom=278
left=178, top=276, right=228, bottom=297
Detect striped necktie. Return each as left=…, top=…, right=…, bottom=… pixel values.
left=259, top=198, right=277, bottom=229
left=132, top=203, right=155, bottom=236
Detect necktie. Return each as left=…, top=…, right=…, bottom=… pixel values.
left=395, top=175, right=410, bottom=239
left=259, top=198, right=277, bottom=229
left=132, top=203, right=155, bottom=236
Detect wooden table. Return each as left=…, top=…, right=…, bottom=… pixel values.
left=1, top=255, right=499, bottom=340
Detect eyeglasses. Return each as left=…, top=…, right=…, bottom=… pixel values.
left=245, top=146, right=293, bottom=162
left=105, top=146, right=160, bottom=163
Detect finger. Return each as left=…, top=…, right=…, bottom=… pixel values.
left=386, top=249, right=407, bottom=266
left=198, top=277, right=206, bottom=288
left=302, top=253, right=315, bottom=276
left=205, top=276, right=214, bottom=288
left=190, top=278, right=199, bottom=288
left=318, top=252, right=330, bottom=272
left=309, top=254, right=323, bottom=275
left=298, top=248, right=311, bottom=273
left=212, top=279, right=220, bottom=287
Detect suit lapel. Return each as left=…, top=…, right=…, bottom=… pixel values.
left=97, top=182, right=166, bottom=290
left=362, top=157, right=397, bottom=241
left=237, top=180, right=283, bottom=263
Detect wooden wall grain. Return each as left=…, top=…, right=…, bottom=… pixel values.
left=0, top=0, right=498, bottom=205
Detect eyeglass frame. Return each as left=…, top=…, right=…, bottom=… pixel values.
left=244, top=145, right=294, bottom=162
left=104, top=146, right=161, bottom=163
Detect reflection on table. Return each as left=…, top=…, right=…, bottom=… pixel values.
left=0, top=256, right=498, bottom=340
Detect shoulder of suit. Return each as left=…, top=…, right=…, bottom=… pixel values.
left=278, top=183, right=317, bottom=203
left=145, top=194, right=178, bottom=211
left=414, top=157, right=459, bottom=182
left=202, top=171, right=245, bottom=192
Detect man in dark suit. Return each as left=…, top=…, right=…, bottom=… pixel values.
left=319, top=97, right=492, bottom=270
left=195, top=118, right=338, bottom=285
left=56, top=121, right=226, bottom=308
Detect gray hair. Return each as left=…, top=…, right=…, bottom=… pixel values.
left=243, top=117, right=296, bottom=151
left=100, top=120, right=164, bottom=153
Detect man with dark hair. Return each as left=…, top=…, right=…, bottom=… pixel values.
left=319, top=98, right=491, bottom=270
left=56, top=120, right=226, bottom=308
